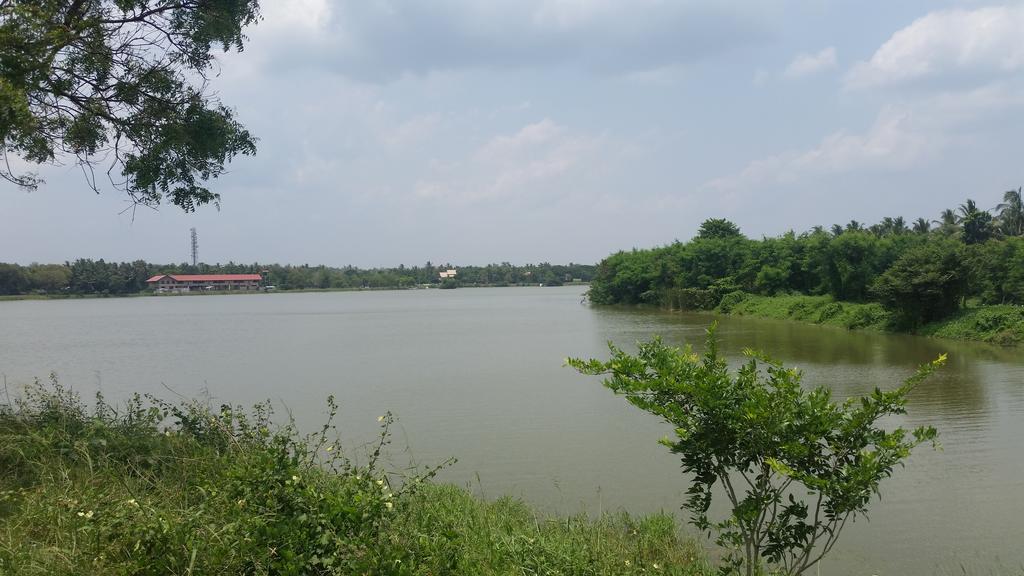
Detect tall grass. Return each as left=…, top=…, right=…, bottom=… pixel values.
left=717, top=292, right=891, bottom=331
left=0, top=378, right=710, bottom=575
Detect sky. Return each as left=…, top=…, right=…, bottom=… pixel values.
left=3, top=0, right=1024, bottom=267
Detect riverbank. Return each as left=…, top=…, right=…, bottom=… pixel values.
left=0, top=282, right=590, bottom=302
left=714, top=292, right=1024, bottom=346
left=0, top=384, right=709, bottom=575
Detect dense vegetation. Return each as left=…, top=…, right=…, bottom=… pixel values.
left=571, top=327, right=944, bottom=576
left=0, top=260, right=595, bottom=296
left=0, top=380, right=708, bottom=575
left=0, top=0, right=259, bottom=211
left=588, top=191, right=1024, bottom=340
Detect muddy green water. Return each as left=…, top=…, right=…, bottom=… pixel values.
left=1, top=287, right=1022, bottom=575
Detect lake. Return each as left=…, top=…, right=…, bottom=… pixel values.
left=1, top=286, right=1022, bottom=575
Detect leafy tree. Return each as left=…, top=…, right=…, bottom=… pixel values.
left=963, top=238, right=1024, bottom=305
left=871, top=216, right=908, bottom=237
left=912, top=217, right=930, bottom=234
left=697, top=218, right=743, bottom=240
left=0, top=262, right=28, bottom=294
left=996, top=187, right=1023, bottom=237
left=0, top=0, right=260, bottom=211
left=958, top=199, right=994, bottom=244
left=933, top=209, right=959, bottom=236
left=25, top=263, right=70, bottom=292
left=569, top=327, right=942, bottom=576
left=871, top=241, right=965, bottom=328
left=824, top=231, right=880, bottom=301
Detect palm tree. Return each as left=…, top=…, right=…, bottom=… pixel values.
left=958, top=198, right=994, bottom=244
left=996, top=187, right=1024, bottom=236
left=892, top=216, right=908, bottom=234
left=912, top=218, right=931, bottom=234
left=845, top=220, right=863, bottom=232
left=932, top=209, right=958, bottom=236
left=958, top=199, right=980, bottom=221
left=830, top=224, right=843, bottom=237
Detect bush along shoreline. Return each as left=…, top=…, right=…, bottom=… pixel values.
left=608, top=288, right=1024, bottom=346
left=0, top=379, right=711, bottom=576
left=586, top=196, right=1024, bottom=346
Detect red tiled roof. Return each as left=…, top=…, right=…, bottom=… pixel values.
left=146, top=274, right=262, bottom=283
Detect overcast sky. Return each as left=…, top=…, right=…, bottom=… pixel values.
left=3, top=0, right=1024, bottom=267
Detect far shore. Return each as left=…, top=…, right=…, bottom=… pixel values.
left=0, top=282, right=591, bottom=302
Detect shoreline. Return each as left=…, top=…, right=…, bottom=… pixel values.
left=601, top=292, right=1024, bottom=347
left=0, top=282, right=591, bottom=303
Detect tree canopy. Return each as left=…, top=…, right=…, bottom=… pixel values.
left=570, top=328, right=942, bottom=576
left=696, top=218, right=743, bottom=240
left=587, top=192, right=1024, bottom=325
left=0, top=0, right=260, bottom=211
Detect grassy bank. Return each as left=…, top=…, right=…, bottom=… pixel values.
left=0, top=382, right=709, bottom=576
left=712, top=292, right=1024, bottom=345
left=917, top=305, right=1024, bottom=346
left=717, top=293, right=891, bottom=331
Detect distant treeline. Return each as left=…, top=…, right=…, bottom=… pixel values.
left=589, top=190, right=1024, bottom=329
left=0, top=260, right=595, bottom=296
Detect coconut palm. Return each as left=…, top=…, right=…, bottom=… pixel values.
left=958, top=198, right=994, bottom=244
left=958, top=199, right=981, bottom=221
left=892, top=216, right=908, bottom=234
left=996, top=187, right=1024, bottom=237
left=912, top=218, right=931, bottom=234
left=932, top=209, right=959, bottom=236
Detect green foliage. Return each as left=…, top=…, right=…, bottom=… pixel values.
left=697, top=219, right=744, bottom=240
left=586, top=192, right=1024, bottom=335
left=870, top=241, right=966, bottom=329
left=0, top=378, right=448, bottom=575
left=569, top=326, right=943, bottom=576
left=917, top=306, right=1024, bottom=346
left=716, top=291, right=750, bottom=314
left=388, top=485, right=711, bottom=576
left=0, top=0, right=260, bottom=210
left=0, top=260, right=597, bottom=296
left=0, top=263, right=28, bottom=295
left=658, top=287, right=722, bottom=311
left=720, top=293, right=891, bottom=331
left=996, top=188, right=1024, bottom=237
left=962, top=238, right=1024, bottom=305
left=958, top=200, right=995, bottom=245
left=0, top=379, right=710, bottom=575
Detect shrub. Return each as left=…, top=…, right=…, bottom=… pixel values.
left=569, top=325, right=943, bottom=576
left=0, top=379, right=447, bottom=575
left=717, top=291, right=749, bottom=313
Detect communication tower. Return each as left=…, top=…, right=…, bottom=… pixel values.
left=190, top=228, right=199, bottom=266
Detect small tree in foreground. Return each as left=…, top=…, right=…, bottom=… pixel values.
left=568, top=326, right=943, bottom=576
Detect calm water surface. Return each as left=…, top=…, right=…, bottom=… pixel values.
left=2, top=287, right=1022, bottom=575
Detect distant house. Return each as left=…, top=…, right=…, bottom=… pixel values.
left=146, top=274, right=262, bottom=293
left=438, top=269, right=458, bottom=279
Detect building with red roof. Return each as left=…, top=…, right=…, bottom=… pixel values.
left=146, top=274, right=263, bottom=293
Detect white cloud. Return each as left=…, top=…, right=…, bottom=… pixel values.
left=381, top=114, right=442, bottom=148
left=258, top=0, right=331, bottom=34
left=703, top=109, right=936, bottom=193
left=784, top=47, right=837, bottom=78
left=846, top=5, right=1024, bottom=89
left=475, top=119, right=565, bottom=161
left=255, top=0, right=769, bottom=81
left=703, top=83, right=1024, bottom=193
left=414, top=119, right=610, bottom=202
